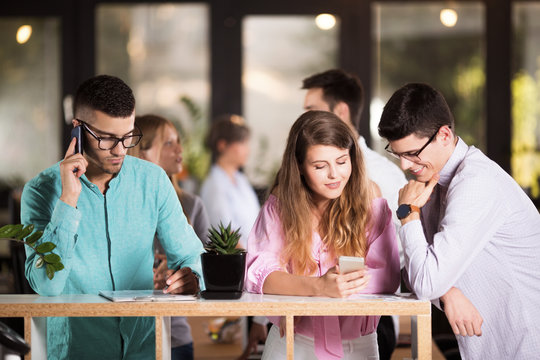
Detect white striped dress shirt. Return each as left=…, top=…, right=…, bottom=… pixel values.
left=400, top=138, right=540, bottom=359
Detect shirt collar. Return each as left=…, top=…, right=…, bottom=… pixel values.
left=438, top=137, right=468, bottom=187
left=79, top=156, right=128, bottom=192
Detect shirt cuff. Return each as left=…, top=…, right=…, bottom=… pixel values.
left=435, top=297, right=443, bottom=311
left=398, top=219, right=426, bottom=255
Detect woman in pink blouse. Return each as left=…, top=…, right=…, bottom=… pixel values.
left=245, top=110, right=400, bottom=360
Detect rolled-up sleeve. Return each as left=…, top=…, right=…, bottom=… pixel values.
left=245, top=195, right=287, bottom=294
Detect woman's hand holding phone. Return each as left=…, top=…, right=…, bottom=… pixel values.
left=318, top=264, right=370, bottom=298
left=59, top=137, right=88, bottom=208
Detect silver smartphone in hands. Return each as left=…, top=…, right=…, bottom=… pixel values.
left=338, top=256, right=365, bottom=274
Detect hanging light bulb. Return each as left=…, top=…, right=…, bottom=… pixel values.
left=16, top=25, right=32, bottom=44
left=440, top=9, right=458, bottom=27
left=315, top=14, right=336, bottom=30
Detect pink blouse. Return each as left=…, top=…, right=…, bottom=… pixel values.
left=245, top=195, right=400, bottom=360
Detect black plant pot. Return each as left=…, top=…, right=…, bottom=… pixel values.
left=200, top=252, right=246, bottom=299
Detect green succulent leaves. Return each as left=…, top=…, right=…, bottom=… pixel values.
left=205, top=222, right=245, bottom=255
left=0, top=224, right=63, bottom=280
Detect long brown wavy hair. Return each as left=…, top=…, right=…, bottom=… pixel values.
left=271, top=110, right=374, bottom=275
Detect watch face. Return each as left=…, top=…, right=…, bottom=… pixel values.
left=396, top=204, right=411, bottom=220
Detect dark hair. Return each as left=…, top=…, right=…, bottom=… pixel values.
left=302, top=69, right=364, bottom=132
left=206, top=114, right=250, bottom=163
left=73, top=75, right=135, bottom=119
left=378, top=83, right=455, bottom=141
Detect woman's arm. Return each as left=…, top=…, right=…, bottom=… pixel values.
left=263, top=271, right=322, bottom=296
left=263, top=267, right=370, bottom=298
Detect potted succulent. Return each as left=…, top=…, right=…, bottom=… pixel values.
left=200, top=222, right=246, bottom=299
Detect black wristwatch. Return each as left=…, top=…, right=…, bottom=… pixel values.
left=396, top=204, right=420, bottom=220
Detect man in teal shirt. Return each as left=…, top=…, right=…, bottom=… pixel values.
left=21, top=75, right=204, bottom=359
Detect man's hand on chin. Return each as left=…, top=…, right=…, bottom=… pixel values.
left=397, top=173, right=439, bottom=224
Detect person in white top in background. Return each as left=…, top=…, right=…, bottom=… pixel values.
left=200, top=114, right=262, bottom=359
left=378, top=83, right=540, bottom=360
left=301, top=69, right=407, bottom=360
left=200, top=114, right=260, bottom=249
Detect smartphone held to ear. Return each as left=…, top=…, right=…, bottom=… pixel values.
left=71, top=126, right=83, bottom=155
left=338, top=256, right=365, bottom=274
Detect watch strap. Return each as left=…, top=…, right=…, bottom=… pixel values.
left=396, top=204, right=421, bottom=220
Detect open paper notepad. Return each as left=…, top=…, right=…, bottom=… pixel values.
left=99, top=290, right=197, bottom=302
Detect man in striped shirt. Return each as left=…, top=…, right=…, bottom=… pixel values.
left=378, top=83, right=540, bottom=359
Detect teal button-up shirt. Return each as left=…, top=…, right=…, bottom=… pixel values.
left=21, top=155, right=204, bottom=360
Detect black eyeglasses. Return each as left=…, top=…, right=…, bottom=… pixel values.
left=75, top=119, right=142, bottom=150
left=385, top=128, right=440, bottom=162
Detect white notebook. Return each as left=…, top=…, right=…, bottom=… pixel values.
left=99, top=290, right=197, bottom=302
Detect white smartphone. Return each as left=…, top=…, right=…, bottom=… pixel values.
left=338, top=256, right=365, bottom=274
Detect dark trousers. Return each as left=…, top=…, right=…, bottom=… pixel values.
left=171, top=342, right=194, bottom=360
left=376, top=315, right=396, bottom=360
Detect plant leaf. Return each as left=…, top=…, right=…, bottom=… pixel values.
left=16, top=225, right=34, bottom=240
left=0, top=225, right=13, bottom=236
left=45, top=264, right=55, bottom=280
left=25, top=230, right=43, bottom=245
left=36, top=242, right=56, bottom=253
left=206, top=222, right=243, bottom=255
left=51, top=262, right=64, bottom=271
left=0, top=224, right=23, bottom=238
left=44, top=253, right=61, bottom=264
left=212, top=243, right=228, bottom=253
left=209, top=228, right=226, bottom=246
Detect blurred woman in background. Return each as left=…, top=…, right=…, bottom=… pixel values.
left=129, top=114, right=210, bottom=360
left=200, top=114, right=260, bottom=248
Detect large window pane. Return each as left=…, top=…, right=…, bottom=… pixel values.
left=371, top=3, right=485, bottom=154
left=512, top=3, right=540, bottom=204
left=243, top=15, right=340, bottom=186
left=0, top=18, right=61, bottom=183
left=96, top=4, right=210, bottom=182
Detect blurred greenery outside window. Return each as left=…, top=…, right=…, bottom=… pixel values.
left=242, top=15, right=340, bottom=187
left=96, top=3, right=210, bottom=185
left=0, top=18, right=61, bottom=186
left=512, top=3, right=540, bottom=202
left=371, top=3, right=485, bottom=159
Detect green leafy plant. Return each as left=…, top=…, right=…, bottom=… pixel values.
left=0, top=224, right=64, bottom=280
left=206, top=222, right=245, bottom=255
left=176, top=96, right=211, bottom=182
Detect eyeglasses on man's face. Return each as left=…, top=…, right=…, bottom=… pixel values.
left=75, top=119, right=142, bottom=150
left=384, top=128, right=440, bottom=162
